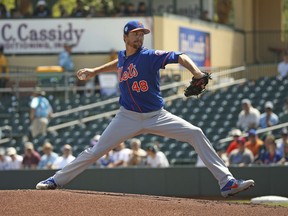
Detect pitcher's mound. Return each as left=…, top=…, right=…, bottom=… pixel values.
left=1, top=190, right=286, bottom=216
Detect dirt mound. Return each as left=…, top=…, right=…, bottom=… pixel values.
left=0, top=190, right=286, bottom=216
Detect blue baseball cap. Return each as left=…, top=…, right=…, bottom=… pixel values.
left=123, top=20, right=150, bottom=35
left=248, top=129, right=257, bottom=136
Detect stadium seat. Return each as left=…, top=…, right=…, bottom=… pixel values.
left=168, top=143, right=179, bottom=152
left=1, top=74, right=285, bottom=165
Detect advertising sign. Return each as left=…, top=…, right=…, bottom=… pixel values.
left=179, top=27, right=211, bottom=67
left=0, top=18, right=153, bottom=54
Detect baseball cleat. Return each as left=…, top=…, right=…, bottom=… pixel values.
left=221, top=179, right=255, bottom=198
left=36, top=177, right=58, bottom=190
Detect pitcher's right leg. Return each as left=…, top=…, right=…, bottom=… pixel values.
left=36, top=107, right=142, bottom=189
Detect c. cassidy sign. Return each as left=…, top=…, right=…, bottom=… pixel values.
left=0, top=18, right=152, bottom=54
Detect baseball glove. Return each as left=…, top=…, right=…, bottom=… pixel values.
left=184, top=72, right=212, bottom=97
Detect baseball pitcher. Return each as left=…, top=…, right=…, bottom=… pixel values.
left=36, top=20, right=254, bottom=197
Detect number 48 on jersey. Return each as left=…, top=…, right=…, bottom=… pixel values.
left=132, top=80, right=149, bottom=92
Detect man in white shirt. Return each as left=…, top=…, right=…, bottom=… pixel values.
left=128, top=138, right=147, bottom=166
left=109, top=142, right=131, bottom=167
left=236, top=99, right=260, bottom=131
left=53, top=144, right=75, bottom=169
left=0, top=148, right=10, bottom=170
left=277, top=52, right=288, bottom=80
left=146, top=144, right=169, bottom=168
left=6, top=147, right=23, bottom=170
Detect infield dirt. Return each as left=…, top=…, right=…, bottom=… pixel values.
left=1, top=190, right=287, bottom=216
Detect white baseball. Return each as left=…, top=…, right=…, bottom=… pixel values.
left=79, top=73, right=86, bottom=80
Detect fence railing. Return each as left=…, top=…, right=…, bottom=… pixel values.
left=1, top=64, right=273, bottom=96
left=0, top=63, right=282, bottom=146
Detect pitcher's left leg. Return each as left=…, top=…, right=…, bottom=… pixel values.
left=145, top=109, right=233, bottom=188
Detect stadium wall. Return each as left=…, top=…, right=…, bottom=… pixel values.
left=153, top=15, right=245, bottom=68
left=6, top=15, right=245, bottom=71
left=0, top=166, right=287, bottom=198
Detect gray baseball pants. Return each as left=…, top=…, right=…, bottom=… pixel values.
left=54, top=106, right=234, bottom=188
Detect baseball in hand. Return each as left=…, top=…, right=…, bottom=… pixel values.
left=78, top=73, right=86, bottom=80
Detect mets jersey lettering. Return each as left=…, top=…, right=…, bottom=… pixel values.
left=119, top=63, right=138, bottom=82
left=118, top=47, right=182, bottom=113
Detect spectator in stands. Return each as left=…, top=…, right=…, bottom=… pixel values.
left=280, top=97, right=288, bottom=123
left=108, top=142, right=131, bottom=167
left=276, top=128, right=288, bottom=157
left=10, top=7, right=24, bottom=18
left=277, top=51, right=288, bottom=80
left=146, top=144, right=169, bottom=168
left=89, top=135, right=110, bottom=167
left=86, top=5, right=98, bottom=17
left=33, top=0, right=51, bottom=18
left=22, top=142, right=41, bottom=169
left=236, top=99, right=260, bottom=131
left=19, top=0, right=33, bottom=17
left=258, top=134, right=282, bottom=165
left=70, top=0, right=88, bottom=17
left=126, top=2, right=137, bottom=16
left=128, top=138, right=147, bottom=166
left=101, top=0, right=110, bottom=16
left=58, top=4, right=69, bottom=17
left=259, top=101, right=279, bottom=128
left=216, top=0, right=232, bottom=24
left=0, top=147, right=10, bottom=170
left=90, top=134, right=101, bottom=147
left=30, top=87, right=53, bottom=138
left=38, top=142, right=59, bottom=169
left=228, top=137, right=254, bottom=167
left=0, top=45, right=9, bottom=90
left=6, top=147, right=23, bottom=170
left=137, top=2, right=148, bottom=16
left=279, top=141, right=288, bottom=165
left=254, top=132, right=271, bottom=164
left=0, top=2, right=8, bottom=18
left=52, top=144, right=75, bottom=169
left=245, top=129, right=263, bottom=159
left=226, top=128, right=242, bottom=156
left=199, top=10, right=211, bottom=22
left=114, top=2, right=127, bottom=17
left=98, top=150, right=114, bottom=168
left=52, top=0, right=72, bottom=18
left=58, top=43, right=75, bottom=72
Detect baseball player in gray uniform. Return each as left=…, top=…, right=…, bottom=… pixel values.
left=36, top=20, right=254, bottom=197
